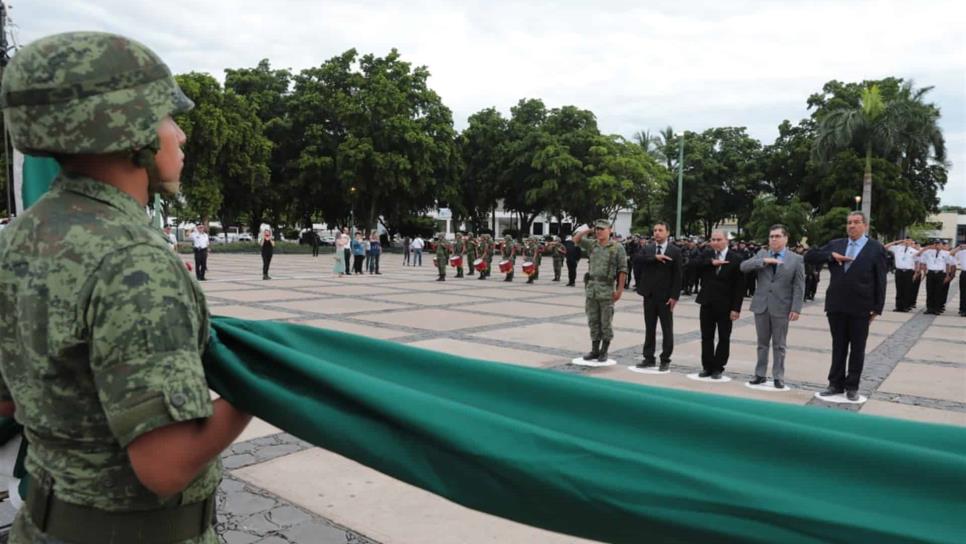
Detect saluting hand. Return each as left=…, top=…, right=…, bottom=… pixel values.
left=712, top=259, right=730, bottom=267
left=831, top=252, right=853, bottom=264
left=655, top=254, right=673, bottom=263
left=762, top=257, right=782, bottom=265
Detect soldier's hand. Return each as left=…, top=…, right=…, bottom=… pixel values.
left=612, top=290, right=623, bottom=302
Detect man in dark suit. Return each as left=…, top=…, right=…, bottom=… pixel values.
left=564, top=235, right=580, bottom=286
left=633, top=222, right=682, bottom=370
left=805, top=211, right=887, bottom=401
left=694, top=230, right=745, bottom=379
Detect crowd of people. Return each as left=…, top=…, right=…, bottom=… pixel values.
left=406, top=213, right=963, bottom=403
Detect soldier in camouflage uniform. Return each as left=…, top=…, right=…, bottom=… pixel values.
left=524, top=236, right=543, bottom=284
left=478, top=234, right=493, bottom=280
left=453, top=232, right=466, bottom=278
left=434, top=233, right=451, bottom=281
left=501, top=234, right=518, bottom=282
left=573, top=219, right=628, bottom=362
left=466, top=233, right=478, bottom=276
left=549, top=236, right=566, bottom=282
left=0, top=32, right=252, bottom=542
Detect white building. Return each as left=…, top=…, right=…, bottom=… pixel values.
left=924, top=212, right=966, bottom=244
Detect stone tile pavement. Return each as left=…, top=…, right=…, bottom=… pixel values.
left=193, top=252, right=964, bottom=543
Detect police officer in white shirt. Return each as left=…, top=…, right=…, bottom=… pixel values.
left=191, top=225, right=210, bottom=281
left=884, top=239, right=919, bottom=312
left=917, top=240, right=952, bottom=314
left=952, top=244, right=966, bottom=317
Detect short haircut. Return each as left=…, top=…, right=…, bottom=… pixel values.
left=769, top=224, right=788, bottom=237
left=653, top=221, right=670, bottom=231
left=847, top=211, right=867, bottom=224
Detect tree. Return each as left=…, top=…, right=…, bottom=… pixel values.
left=806, top=207, right=851, bottom=247
left=811, top=79, right=946, bottom=224
left=289, top=49, right=457, bottom=235
left=455, top=107, right=507, bottom=231
left=745, top=195, right=811, bottom=244
left=224, top=59, right=294, bottom=234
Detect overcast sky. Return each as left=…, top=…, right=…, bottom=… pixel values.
left=10, top=0, right=966, bottom=205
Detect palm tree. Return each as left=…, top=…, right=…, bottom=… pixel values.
left=633, top=129, right=665, bottom=163
left=812, top=83, right=945, bottom=222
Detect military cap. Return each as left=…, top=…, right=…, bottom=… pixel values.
left=593, top=219, right=612, bottom=229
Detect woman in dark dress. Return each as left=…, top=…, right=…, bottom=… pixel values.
left=260, top=228, right=275, bottom=280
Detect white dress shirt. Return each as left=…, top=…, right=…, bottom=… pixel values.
left=921, top=249, right=950, bottom=272
left=191, top=231, right=210, bottom=250
left=889, top=245, right=917, bottom=271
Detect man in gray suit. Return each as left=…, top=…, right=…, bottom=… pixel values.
left=739, top=224, right=805, bottom=389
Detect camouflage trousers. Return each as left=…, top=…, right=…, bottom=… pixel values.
left=436, top=258, right=447, bottom=278
left=585, top=297, right=615, bottom=342
left=552, top=256, right=563, bottom=279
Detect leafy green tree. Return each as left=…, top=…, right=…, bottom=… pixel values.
left=745, top=195, right=811, bottom=244
left=455, top=108, right=508, bottom=232
left=811, top=79, right=946, bottom=223
left=224, top=59, right=294, bottom=233
left=806, top=207, right=851, bottom=246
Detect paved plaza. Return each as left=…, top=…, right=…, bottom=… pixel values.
left=201, top=252, right=965, bottom=543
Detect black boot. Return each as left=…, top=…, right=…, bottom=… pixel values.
left=597, top=340, right=610, bottom=362
left=526, top=276, right=534, bottom=284
left=583, top=341, right=600, bottom=361
left=553, top=274, right=560, bottom=282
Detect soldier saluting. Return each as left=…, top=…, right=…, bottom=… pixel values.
left=573, top=219, right=628, bottom=362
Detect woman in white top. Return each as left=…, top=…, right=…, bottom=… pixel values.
left=334, top=233, right=347, bottom=276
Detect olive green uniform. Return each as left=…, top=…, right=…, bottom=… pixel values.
left=0, top=31, right=218, bottom=542
left=550, top=239, right=566, bottom=281
left=579, top=235, right=628, bottom=343
left=466, top=236, right=478, bottom=276
left=0, top=176, right=219, bottom=543
left=453, top=235, right=465, bottom=278
left=501, top=236, right=518, bottom=282
left=434, top=235, right=450, bottom=280
left=525, top=238, right=543, bottom=283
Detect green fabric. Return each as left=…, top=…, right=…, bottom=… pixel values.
left=22, top=155, right=60, bottom=209
left=205, top=316, right=966, bottom=544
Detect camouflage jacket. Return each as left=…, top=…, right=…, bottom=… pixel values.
left=578, top=237, right=628, bottom=300
left=0, top=174, right=219, bottom=538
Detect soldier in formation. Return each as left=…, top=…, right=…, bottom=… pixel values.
left=434, top=233, right=451, bottom=281
left=501, top=234, right=518, bottom=282
left=548, top=236, right=567, bottom=282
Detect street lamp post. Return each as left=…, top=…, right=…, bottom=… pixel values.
left=854, top=195, right=862, bottom=211
left=675, top=135, right=684, bottom=239
left=350, top=186, right=357, bottom=236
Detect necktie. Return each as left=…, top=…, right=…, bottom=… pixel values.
left=657, top=245, right=663, bottom=255
left=716, top=251, right=722, bottom=275
left=845, top=242, right=857, bottom=272
left=770, top=253, right=779, bottom=275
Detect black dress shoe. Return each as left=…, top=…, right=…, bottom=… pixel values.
left=846, top=390, right=860, bottom=401
left=818, top=387, right=844, bottom=397
left=748, top=376, right=767, bottom=385
left=637, top=360, right=656, bottom=369
left=710, top=372, right=723, bottom=380
left=773, top=379, right=785, bottom=389
left=658, top=362, right=670, bottom=372
left=698, top=370, right=712, bottom=378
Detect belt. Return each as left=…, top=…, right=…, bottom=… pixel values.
left=27, top=473, right=215, bottom=544
left=926, top=270, right=946, bottom=274
left=587, top=275, right=612, bottom=282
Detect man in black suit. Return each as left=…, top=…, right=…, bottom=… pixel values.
left=694, top=230, right=745, bottom=379
left=564, top=235, right=580, bottom=286
left=633, top=222, right=683, bottom=370
left=805, top=211, right=887, bottom=401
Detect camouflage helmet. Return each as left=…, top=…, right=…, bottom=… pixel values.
left=0, top=31, right=194, bottom=156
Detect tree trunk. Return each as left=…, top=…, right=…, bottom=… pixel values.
left=862, top=144, right=873, bottom=223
